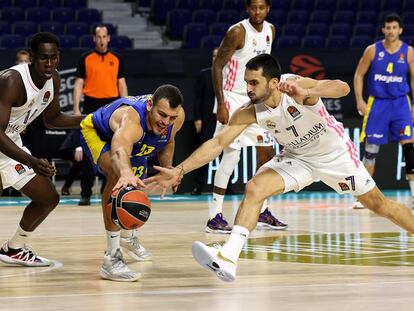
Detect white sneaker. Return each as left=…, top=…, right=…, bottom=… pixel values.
left=353, top=201, right=365, bottom=209
left=121, top=236, right=152, bottom=262
left=100, top=249, right=141, bottom=282
left=0, top=241, right=51, bottom=267
left=191, top=241, right=237, bottom=282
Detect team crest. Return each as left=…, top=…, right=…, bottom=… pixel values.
left=160, top=128, right=168, bottom=139
left=338, top=182, right=350, bottom=191
left=257, top=135, right=263, bottom=143
left=265, top=120, right=276, bottom=129
left=252, top=38, right=257, bottom=47
left=15, top=164, right=26, bottom=175
left=266, top=35, right=270, bottom=46
left=42, top=91, right=51, bottom=104
left=287, top=106, right=300, bottom=118
left=398, top=53, right=405, bottom=63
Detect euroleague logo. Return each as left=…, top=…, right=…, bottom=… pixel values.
left=290, top=55, right=325, bottom=79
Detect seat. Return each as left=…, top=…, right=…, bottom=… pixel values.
left=14, top=0, right=36, bottom=7
left=80, top=34, right=94, bottom=48
left=302, top=35, right=324, bottom=48
left=356, top=11, right=378, bottom=24
left=90, top=22, right=117, bottom=35
left=267, top=10, right=287, bottom=29
left=51, top=8, right=76, bottom=23
left=330, top=24, right=352, bottom=37
left=277, top=35, right=300, bottom=48
left=110, top=35, right=133, bottom=49
left=223, top=0, right=245, bottom=11
left=62, top=0, right=86, bottom=9
left=201, top=34, right=222, bottom=48
left=0, top=34, right=25, bottom=49
left=176, top=0, right=199, bottom=12
left=58, top=34, right=78, bottom=49
left=38, top=0, right=62, bottom=9
left=310, top=10, right=332, bottom=25
left=192, top=9, right=215, bottom=24
left=325, top=35, right=349, bottom=48
left=292, top=0, right=314, bottom=11
left=402, top=12, right=414, bottom=25
left=39, top=21, right=64, bottom=34
left=150, top=0, right=176, bottom=24
left=287, top=10, right=309, bottom=25
left=13, top=21, right=37, bottom=37
left=183, top=22, right=208, bottom=48
left=199, top=0, right=222, bottom=11
left=0, top=21, right=11, bottom=35
left=65, top=21, right=89, bottom=36
left=216, top=9, right=239, bottom=24
left=282, top=23, right=305, bottom=37
left=0, top=0, right=12, bottom=8
left=273, top=0, right=291, bottom=11
left=314, top=0, right=336, bottom=11
left=336, top=0, right=358, bottom=11
left=165, top=9, right=191, bottom=40
left=1, top=7, right=24, bottom=23
left=381, top=0, right=403, bottom=11
left=353, top=24, right=376, bottom=37
left=350, top=35, right=373, bottom=48
left=333, top=11, right=355, bottom=24
left=403, top=0, right=414, bottom=11
left=306, top=23, right=328, bottom=37
left=358, top=0, right=380, bottom=11
left=26, top=7, right=50, bottom=23
left=209, top=22, right=229, bottom=36
left=77, top=8, right=102, bottom=24
left=403, top=24, right=414, bottom=36
left=401, top=35, right=414, bottom=46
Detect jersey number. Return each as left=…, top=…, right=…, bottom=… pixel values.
left=132, top=165, right=145, bottom=178
left=23, top=109, right=38, bottom=125
left=386, top=62, right=393, bottom=74
left=135, top=144, right=155, bottom=156
left=286, top=125, right=299, bottom=137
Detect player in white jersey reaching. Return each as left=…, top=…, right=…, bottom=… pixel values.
left=0, top=32, right=83, bottom=267
left=210, top=0, right=286, bottom=234
left=145, top=54, right=414, bottom=282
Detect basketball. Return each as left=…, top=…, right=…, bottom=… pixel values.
left=110, top=186, right=152, bottom=230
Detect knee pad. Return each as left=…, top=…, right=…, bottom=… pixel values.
left=214, top=148, right=241, bottom=188
left=362, top=143, right=380, bottom=166
left=403, top=143, right=414, bottom=174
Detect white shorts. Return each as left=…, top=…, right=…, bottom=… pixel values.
left=0, top=137, right=36, bottom=190
left=262, top=152, right=376, bottom=196
left=214, top=90, right=274, bottom=150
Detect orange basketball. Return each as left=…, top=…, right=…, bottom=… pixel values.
left=110, top=186, right=151, bottom=230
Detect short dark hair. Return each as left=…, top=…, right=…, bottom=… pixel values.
left=153, top=84, right=183, bottom=108
left=93, top=24, right=109, bottom=35
left=246, top=54, right=282, bottom=81
left=384, top=14, right=402, bottom=28
left=30, top=32, right=59, bottom=52
left=246, top=0, right=271, bottom=6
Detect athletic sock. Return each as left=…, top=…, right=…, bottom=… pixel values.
left=106, top=230, right=121, bottom=255
left=220, top=225, right=250, bottom=263
left=9, top=225, right=31, bottom=249
left=210, top=193, right=224, bottom=219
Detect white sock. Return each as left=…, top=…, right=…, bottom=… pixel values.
left=210, top=193, right=224, bottom=218
left=9, top=225, right=31, bottom=249
left=106, top=230, right=120, bottom=255
left=260, top=199, right=268, bottom=213
left=220, top=225, right=250, bottom=263
left=409, top=180, right=414, bottom=197
left=120, top=229, right=135, bottom=239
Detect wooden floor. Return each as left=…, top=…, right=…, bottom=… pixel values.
left=0, top=191, right=414, bottom=311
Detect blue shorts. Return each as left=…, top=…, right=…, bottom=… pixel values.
left=360, top=95, right=413, bottom=144
left=80, top=114, right=148, bottom=180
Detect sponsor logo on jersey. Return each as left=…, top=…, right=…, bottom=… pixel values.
left=265, top=120, right=276, bottom=129
left=378, top=51, right=385, bottom=60
left=15, top=164, right=26, bottom=175
left=374, top=74, right=403, bottom=83
left=266, top=35, right=270, bottom=46
left=42, top=91, right=51, bottom=104
left=365, top=179, right=372, bottom=186
left=252, top=38, right=257, bottom=47
left=398, top=53, right=405, bottom=63
left=160, top=128, right=168, bottom=140
left=286, top=123, right=326, bottom=149
left=257, top=135, right=263, bottom=143
left=287, top=106, right=300, bottom=118
left=110, top=61, right=114, bottom=66
left=338, top=182, right=350, bottom=191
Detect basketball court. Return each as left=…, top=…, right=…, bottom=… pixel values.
left=0, top=190, right=413, bottom=310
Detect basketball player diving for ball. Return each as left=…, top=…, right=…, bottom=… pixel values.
left=0, top=32, right=84, bottom=267
left=146, top=54, right=414, bottom=282
left=80, top=85, right=184, bottom=282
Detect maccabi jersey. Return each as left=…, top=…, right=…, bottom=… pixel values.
left=91, top=95, right=173, bottom=159
left=223, top=19, right=273, bottom=97
left=3, top=63, right=54, bottom=141
left=367, top=41, right=410, bottom=98
left=254, top=74, right=359, bottom=165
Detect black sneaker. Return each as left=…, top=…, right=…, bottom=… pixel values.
left=78, top=196, right=91, bottom=206
left=0, top=241, right=51, bottom=267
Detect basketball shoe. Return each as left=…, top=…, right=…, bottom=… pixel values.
left=257, top=208, right=288, bottom=230
left=192, top=241, right=237, bottom=282
left=0, top=241, right=51, bottom=267
left=121, top=236, right=152, bottom=261
left=205, top=213, right=232, bottom=234
left=100, top=248, right=141, bottom=282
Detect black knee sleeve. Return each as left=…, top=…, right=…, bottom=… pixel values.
left=403, top=143, right=414, bottom=174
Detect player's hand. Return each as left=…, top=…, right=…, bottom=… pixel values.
left=356, top=99, right=367, bottom=116
left=194, top=120, right=202, bottom=133
left=278, top=80, right=307, bottom=97
left=73, top=108, right=82, bottom=116
left=216, top=102, right=229, bottom=124
left=144, top=165, right=182, bottom=199
left=113, top=170, right=146, bottom=192
left=31, top=158, right=56, bottom=177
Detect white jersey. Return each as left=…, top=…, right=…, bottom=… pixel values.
left=254, top=75, right=359, bottom=165
left=223, top=19, right=273, bottom=98
left=4, top=63, right=54, bottom=142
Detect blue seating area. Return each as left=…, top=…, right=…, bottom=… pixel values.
left=0, top=1, right=132, bottom=50
left=150, top=0, right=414, bottom=48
